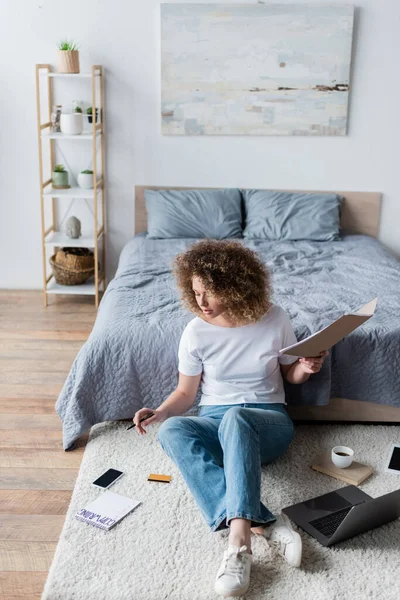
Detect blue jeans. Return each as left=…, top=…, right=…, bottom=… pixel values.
left=157, top=403, right=294, bottom=532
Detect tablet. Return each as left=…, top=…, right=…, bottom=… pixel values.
left=385, top=443, right=400, bottom=475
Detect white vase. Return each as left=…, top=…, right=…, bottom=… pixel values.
left=78, top=173, right=94, bottom=189
left=60, top=113, right=84, bottom=135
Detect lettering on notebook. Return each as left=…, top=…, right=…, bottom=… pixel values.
left=77, top=508, right=116, bottom=527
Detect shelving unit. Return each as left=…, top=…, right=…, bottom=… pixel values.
left=35, top=64, right=106, bottom=308
left=41, top=131, right=102, bottom=140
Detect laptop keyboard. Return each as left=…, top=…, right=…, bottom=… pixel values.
left=309, top=507, right=352, bottom=538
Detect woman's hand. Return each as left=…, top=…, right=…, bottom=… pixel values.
left=298, top=350, right=329, bottom=374
left=133, top=407, right=168, bottom=435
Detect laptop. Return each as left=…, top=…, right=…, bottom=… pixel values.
left=282, top=485, right=400, bottom=547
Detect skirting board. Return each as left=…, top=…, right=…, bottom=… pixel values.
left=287, top=397, right=400, bottom=422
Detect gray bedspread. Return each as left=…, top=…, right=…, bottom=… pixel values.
left=56, top=234, right=400, bottom=449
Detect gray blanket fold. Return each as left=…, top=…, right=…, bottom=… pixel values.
left=56, top=234, right=400, bottom=449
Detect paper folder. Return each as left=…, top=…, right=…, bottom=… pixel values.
left=279, top=298, right=377, bottom=358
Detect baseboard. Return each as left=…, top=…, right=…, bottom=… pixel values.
left=287, top=397, right=400, bottom=423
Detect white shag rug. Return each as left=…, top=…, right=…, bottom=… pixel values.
left=42, top=420, right=400, bottom=600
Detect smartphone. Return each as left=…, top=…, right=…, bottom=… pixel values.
left=385, top=444, right=400, bottom=475
left=92, top=468, right=124, bottom=489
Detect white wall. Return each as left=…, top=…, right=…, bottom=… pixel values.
left=0, top=0, right=398, bottom=289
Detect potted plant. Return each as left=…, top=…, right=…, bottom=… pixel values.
left=72, top=100, right=83, bottom=114
left=60, top=107, right=84, bottom=135
left=78, top=169, right=94, bottom=189
left=52, top=164, right=69, bottom=188
left=86, top=106, right=99, bottom=124
left=57, top=40, right=80, bottom=74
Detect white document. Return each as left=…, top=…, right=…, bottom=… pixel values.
left=279, top=298, right=377, bottom=358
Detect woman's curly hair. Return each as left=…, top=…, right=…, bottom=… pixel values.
left=173, top=239, right=272, bottom=324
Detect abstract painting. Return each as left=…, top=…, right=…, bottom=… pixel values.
left=161, top=4, right=354, bottom=135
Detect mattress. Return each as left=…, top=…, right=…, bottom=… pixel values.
left=56, top=234, right=400, bottom=449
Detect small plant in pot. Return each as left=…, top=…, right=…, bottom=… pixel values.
left=57, top=39, right=80, bottom=74
left=52, top=164, right=69, bottom=189
left=60, top=107, right=84, bottom=135
left=86, top=106, right=99, bottom=124
left=78, top=169, right=94, bottom=189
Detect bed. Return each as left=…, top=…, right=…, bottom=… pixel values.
left=56, top=187, right=400, bottom=450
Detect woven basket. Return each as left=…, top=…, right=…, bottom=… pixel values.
left=50, top=251, right=94, bottom=286
left=55, top=248, right=94, bottom=270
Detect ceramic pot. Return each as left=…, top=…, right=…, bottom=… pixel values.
left=52, top=170, right=69, bottom=187
left=60, top=113, right=83, bottom=135
left=87, top=108, right=98, bottom=124
left=57, top=50, right=80, bottom=73
left=78, top=173, right=94, bottom=189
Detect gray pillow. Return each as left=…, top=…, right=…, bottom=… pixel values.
left=242, top=190, right=342, bottom=241
left=145, top=189, right=243, bottom=239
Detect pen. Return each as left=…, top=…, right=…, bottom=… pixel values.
left=126, top=413, right=155, bottom=431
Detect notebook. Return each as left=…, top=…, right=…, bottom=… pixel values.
left=75, top=490, right=141, bottom=531
left=311, top=451, right=374, bottom=486
left=279, top=298, right=377, bottom=357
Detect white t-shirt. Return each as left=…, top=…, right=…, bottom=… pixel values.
left=178, top=304, right=298, bottom=406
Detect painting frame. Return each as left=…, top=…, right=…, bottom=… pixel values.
left=161, top=3, right=355, bottom=136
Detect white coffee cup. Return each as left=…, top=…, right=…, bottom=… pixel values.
left=331, top=446, right=354, bottom=468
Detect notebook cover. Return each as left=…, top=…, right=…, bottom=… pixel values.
left=75, top=490, right=141, bottom=530
left=311, top=451, right=374, bottom=486
left=148, top=473, right=172, bottom=483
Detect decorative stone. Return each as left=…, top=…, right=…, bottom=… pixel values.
left=65, top=216, right=82, bottom=239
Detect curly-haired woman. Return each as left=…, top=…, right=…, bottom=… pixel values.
left=133, top=240, right=328, bottom=598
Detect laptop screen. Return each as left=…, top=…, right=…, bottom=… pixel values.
left=303, top=491, right=352, bottom=514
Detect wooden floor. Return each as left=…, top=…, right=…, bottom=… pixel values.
left=0, top=291, right=97, bottom=600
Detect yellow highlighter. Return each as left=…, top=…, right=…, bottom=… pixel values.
left=148, top=473, right=172, bottom=483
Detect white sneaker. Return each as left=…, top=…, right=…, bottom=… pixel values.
left=263, top=513, right=302, bottom=568
left=214, top=544, right=252, bottom=597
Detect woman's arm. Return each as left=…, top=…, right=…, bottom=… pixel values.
left=133, top=372, right=202, bottom=434
left=159, top=372, right=202, bottom=417
left=280, top=351, right=329, bottom=384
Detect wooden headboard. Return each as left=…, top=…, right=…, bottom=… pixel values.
left=134, top=187, right=381, bottom=238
